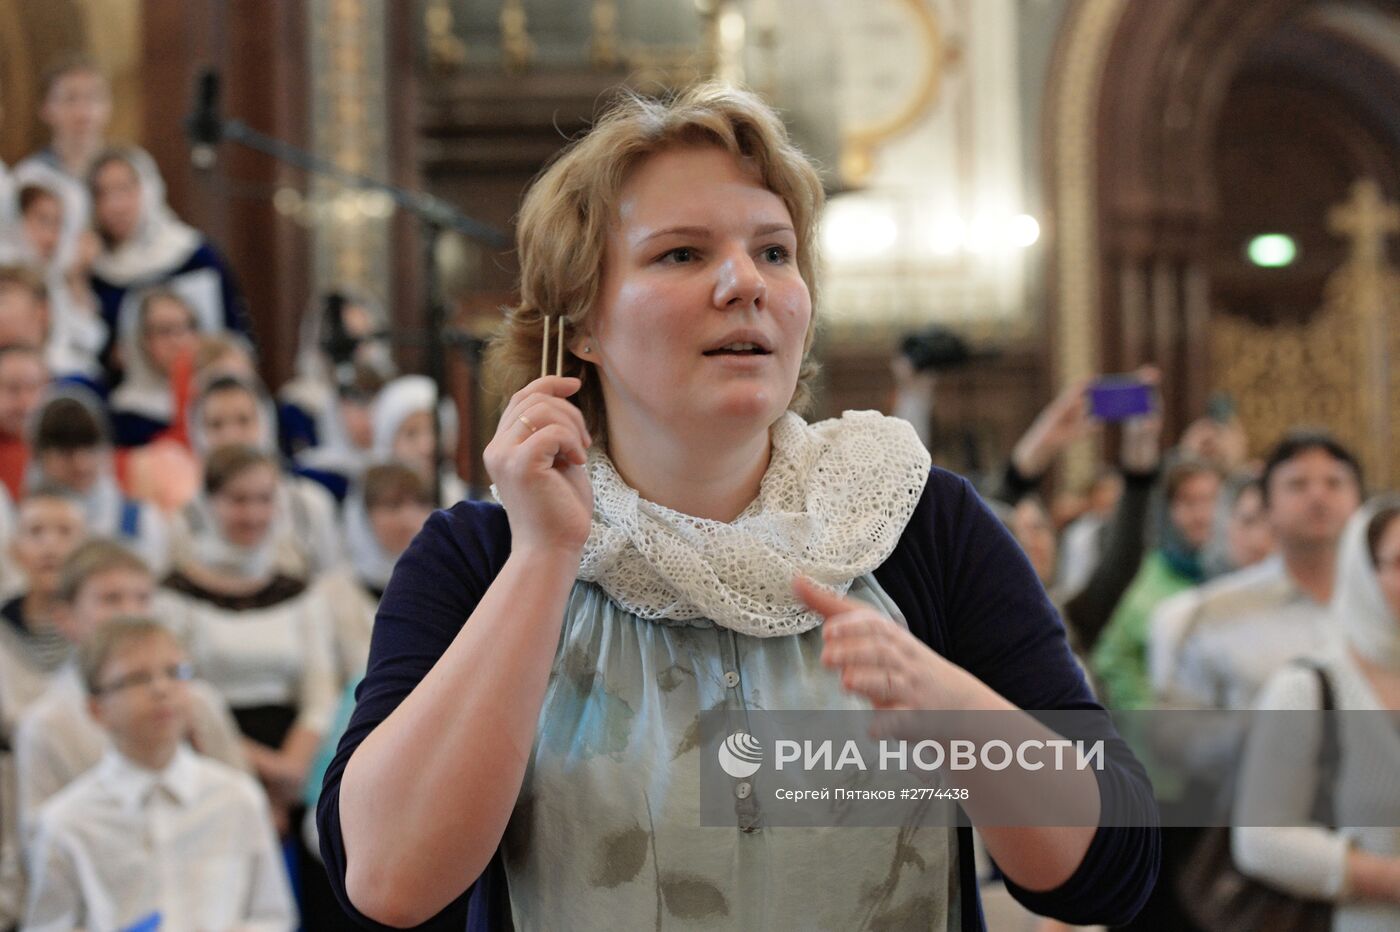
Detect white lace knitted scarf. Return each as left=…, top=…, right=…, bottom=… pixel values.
left=577, top=411, right=930, bottom=637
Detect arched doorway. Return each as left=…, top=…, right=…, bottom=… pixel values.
left=1047, top=0, right=1400, bottom=484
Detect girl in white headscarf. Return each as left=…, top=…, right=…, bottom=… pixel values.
left=159, top=444, right=337, bottom=839
left=177, top=373, right=342, bottom=577
left=314, top=461, right=434, bottom=683
left=369, top=374, right=468, bottom=505
left=107, top=287, right=213, bottom=449
left=1233, top=498, right=1400, bottom=930
left=291, top=360, right=385, bottom=504
left=86, top=146, right=247, bottom=378
left=26, top=386, right=168, bottom=573
left=8, top=168, right=107, bottom=381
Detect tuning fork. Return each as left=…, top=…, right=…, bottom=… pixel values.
left=541, top=314, right=566, bottom=379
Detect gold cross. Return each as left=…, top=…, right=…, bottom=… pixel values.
left=1329, top=178, right=1400, bottom=266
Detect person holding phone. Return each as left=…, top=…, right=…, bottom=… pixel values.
left=316, top=83, right=1158, bottom=930
left=998, top=370, right=1164, bottom=657
left=1092, top=459, right=1223, bottom=711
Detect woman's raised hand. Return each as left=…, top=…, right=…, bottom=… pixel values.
left=485, top=376, right=594, bottom=557
left=794, top=575, right=982, bottom=712
left=1009, top=378, right=1098, bottom=480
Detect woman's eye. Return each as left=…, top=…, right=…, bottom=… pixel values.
left=762, top=245, right=791, bottom=263
left=661, top=247, right=696, bottom=264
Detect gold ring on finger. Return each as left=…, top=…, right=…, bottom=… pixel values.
left=519, top=413, right=539, bottom=433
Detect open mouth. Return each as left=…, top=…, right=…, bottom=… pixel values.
left=703, top=342, right=772, bottom=357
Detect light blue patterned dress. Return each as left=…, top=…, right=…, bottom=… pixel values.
left=501, top=574, right=960, bottom=932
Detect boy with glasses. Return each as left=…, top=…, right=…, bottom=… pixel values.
left=23, top=618, right=294, bottom=931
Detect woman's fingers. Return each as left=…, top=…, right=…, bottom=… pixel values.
left=822, top=612, right=898, bottom=641
left=821, top=633, right=901, bottom=672
left=519, top=423, right=588, bottom=469
left=515, top=396, right=590, bottom=446
left=840, top=666, right=907, bottom=707
left=797, top=577, right=923, bottom=708
left=792, top=575, right=866, bottom=619
left=500, top=376, right=581, bottom=428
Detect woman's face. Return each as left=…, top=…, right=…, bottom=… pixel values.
left=393, top=410, right=436, bottom=477
left=200, top=389, right=263, bottom=451
left=142, top=297, right=199, bottom=376
left=368, top=498, right=433, bottom=557
left=1170, top=471, right=1222, bottom=551
left=210, top=463, right=278, bottom=548
left=341, top=397, right=374, bottom=451
left=1227, top=485, right=1274, bottom=569
left=21, top=194, right=64, bottom=263
left=93, top=160, right=142, bottom=245
left=39, top=446, right=102, bottom=494
left=1374, top=515, right=1400, bottom=624
left=586, top=146, right=811, bottom=446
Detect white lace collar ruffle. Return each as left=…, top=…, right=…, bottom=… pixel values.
left=577, top=410, right=931, bottom=637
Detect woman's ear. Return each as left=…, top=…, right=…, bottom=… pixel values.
left=569, top=332, right=595, bottom=362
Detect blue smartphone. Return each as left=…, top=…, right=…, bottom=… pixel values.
left=1087, top=377, right=1153, bottom=422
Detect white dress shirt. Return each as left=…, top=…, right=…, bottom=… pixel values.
left=1165, top=556, right=1335, bottom=709
left=15, top=663, right=249, bottom=842
left=24, top=745, right=295, bottom=932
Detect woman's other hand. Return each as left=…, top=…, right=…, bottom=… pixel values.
left=485, top=375, right=594, bottom=557
left=1010, top=378, right=1098, bottom=480
left=795, top=575, right=982, bottom=711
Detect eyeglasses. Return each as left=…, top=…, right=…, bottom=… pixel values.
left=95, top=662, right=194, bottom=696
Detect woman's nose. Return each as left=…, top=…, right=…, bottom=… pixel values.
left=713, top=249, right=766, bottom=310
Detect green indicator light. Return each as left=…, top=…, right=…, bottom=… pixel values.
left=1247, top=234, right=1298, bottom=268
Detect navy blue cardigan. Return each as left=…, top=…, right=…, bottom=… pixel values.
left=318, top=467, right=1159, bottom=930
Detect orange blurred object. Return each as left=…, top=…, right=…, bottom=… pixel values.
left=123, top=439, right=200, bottom=515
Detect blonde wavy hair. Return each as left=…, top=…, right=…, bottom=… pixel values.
left=484, top=82, right=826, bottom=445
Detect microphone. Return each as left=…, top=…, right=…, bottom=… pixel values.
left=185, top=70, right=223, bottom=170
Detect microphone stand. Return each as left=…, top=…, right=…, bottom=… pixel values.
left=195, top=113, right=507, bottom=499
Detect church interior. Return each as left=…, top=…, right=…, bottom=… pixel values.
left=3, top=1, right=1400, bottom=930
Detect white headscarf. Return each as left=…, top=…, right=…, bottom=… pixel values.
left=342, top=478, right=399, bottom=591
left=1333, top=498, right=1400, bottom=670
left=179, top=480, right=281, bottom=582
left=186, top=373, right=279, bottom=458
left=108, top=289, right=215, bottom=423
left=23, top=385, right=126, bottom=535
left=10, top=159, right=86, bottom=273
left=89, top=147, right=200, bottom=286
left=296, top=384, right=370, bottom=479
left=370, top=375, right=436, bottom=460
left=6, top=166, right=109, bottom=379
